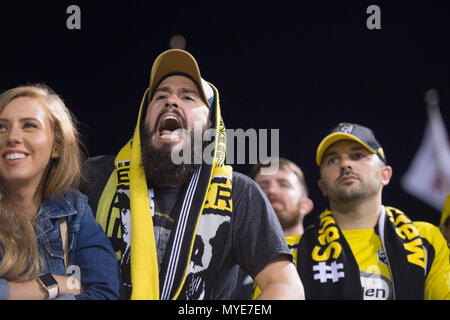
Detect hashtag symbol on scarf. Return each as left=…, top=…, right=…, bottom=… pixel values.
left=313, top=261, right=345, bottom=283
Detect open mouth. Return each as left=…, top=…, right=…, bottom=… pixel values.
left=157, top=114, right=185, bottom=139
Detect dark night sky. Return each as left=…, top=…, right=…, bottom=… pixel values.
left=1, top=1, right=449, bottom=226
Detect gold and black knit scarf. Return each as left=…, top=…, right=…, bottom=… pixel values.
left=297, top=206, right=432, bottom=299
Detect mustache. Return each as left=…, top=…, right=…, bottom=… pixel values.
left=337, top=168, right=360, bottom=182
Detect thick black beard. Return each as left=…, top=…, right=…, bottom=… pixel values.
left=140, top=122, right=201, bottom=188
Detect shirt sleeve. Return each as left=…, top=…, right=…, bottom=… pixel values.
left=230, top=172, right=292, bottom=279
left=417, top=222, right=450, bottom=300
left=0, top=278, right=9, bottom=300
left=72, top=194, right=121, bottom=300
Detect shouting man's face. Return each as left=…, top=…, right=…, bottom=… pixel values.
left=141, top=75, right=211, bottom=188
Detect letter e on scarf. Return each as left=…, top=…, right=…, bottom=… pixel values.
left=398, top=223, right=420, bottom=240
left=318, top=214, right=335, bottom=234
left=312, top=242, right=342, bottom=261
left=318, top=226, right=340, bottom=245
left=313, top=221, right=342, bottom=261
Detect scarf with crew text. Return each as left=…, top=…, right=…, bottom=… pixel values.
left=297, top=206, right=432, bottom=299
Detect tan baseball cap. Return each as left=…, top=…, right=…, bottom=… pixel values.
left=148, top=49, right=214, bottom=108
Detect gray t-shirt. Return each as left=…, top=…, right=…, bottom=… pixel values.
left=80, top=156, right=291, bottom=299
left=151, top=187, right=179, bottom=271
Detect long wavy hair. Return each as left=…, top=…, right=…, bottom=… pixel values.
left=0, top=84, right=83, bottom=281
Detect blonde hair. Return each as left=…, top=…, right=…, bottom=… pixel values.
left=0, top=84, right=83, bottom=281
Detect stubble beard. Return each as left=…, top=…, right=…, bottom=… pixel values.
left=274, top=201, right=303, bottom=232
left=277, top=210, right=303, bottom=232
left=333, top=185, right=367, bottom=203
left=327, top=173, right=380, bottom=204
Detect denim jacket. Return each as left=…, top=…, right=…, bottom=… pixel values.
left=0, top=189, right=120, bottom=300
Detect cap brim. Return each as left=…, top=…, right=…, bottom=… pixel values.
left=316, top=132, right=377, bottom=166
left=149, top=49, right=209, bottom=106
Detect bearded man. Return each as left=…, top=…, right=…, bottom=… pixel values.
left=80, top=49, right=304, bottom=300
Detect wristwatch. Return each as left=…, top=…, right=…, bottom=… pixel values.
left=38, top=273, right=59, bottom=299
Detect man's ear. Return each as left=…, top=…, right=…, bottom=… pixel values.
left=317, top=179, right=327, bottom=197
left=380, top=165, right=393, bottom=186
left=299, top=197, right=314, bottom=217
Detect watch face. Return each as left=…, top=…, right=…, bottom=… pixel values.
left=39, top=273, right=58, bottom=287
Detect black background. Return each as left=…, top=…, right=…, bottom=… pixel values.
left=1, top=1, right=449, bottom=227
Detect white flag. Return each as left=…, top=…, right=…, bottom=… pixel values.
left=401, top=89, right=450, bottom=211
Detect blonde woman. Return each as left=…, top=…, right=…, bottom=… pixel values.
left=0, top=85, right=119, bottom=299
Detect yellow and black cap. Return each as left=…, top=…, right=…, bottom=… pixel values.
left=316, top=122, right=387, bottom=166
